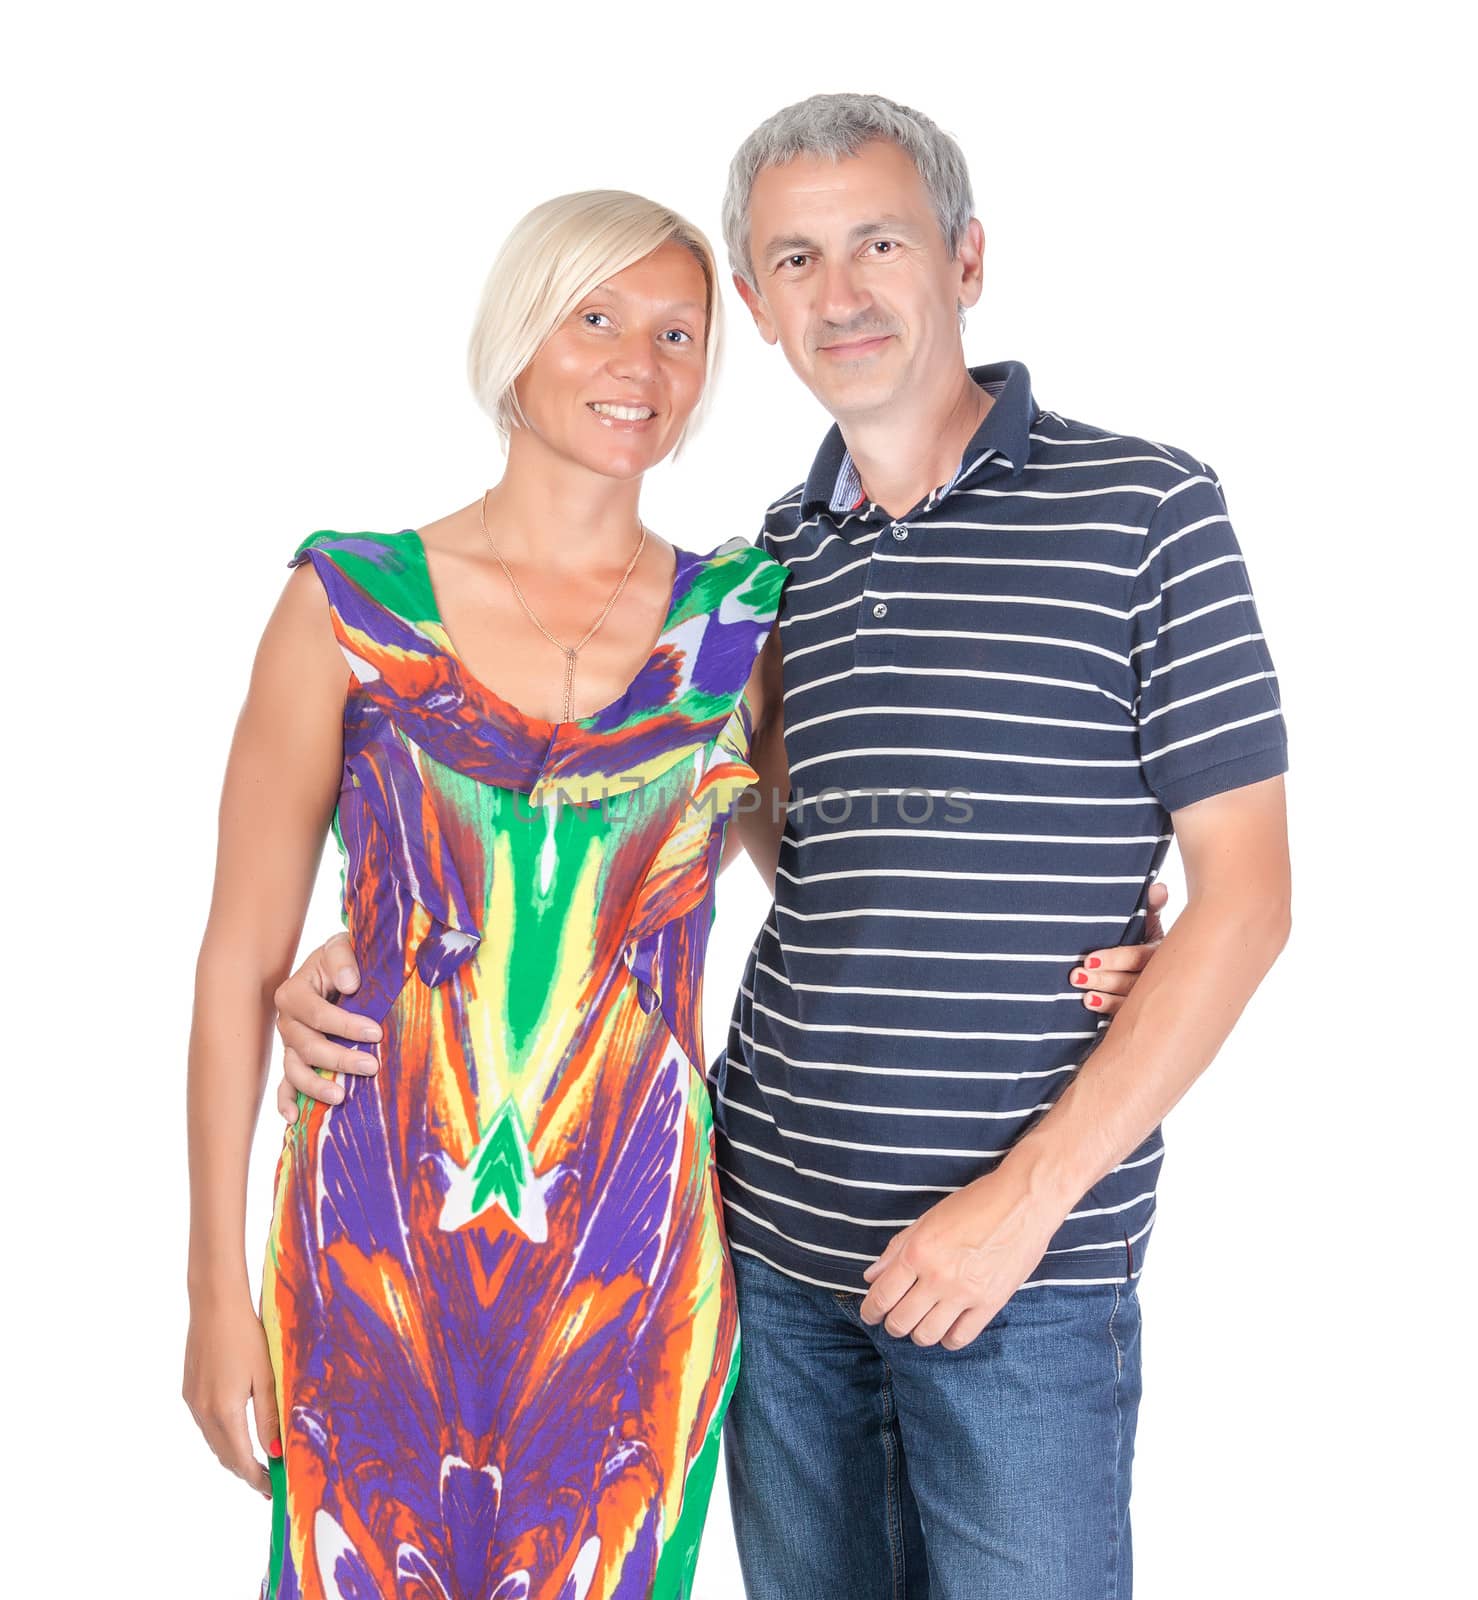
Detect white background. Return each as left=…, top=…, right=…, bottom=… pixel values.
left=6, top=3, right=1472, bottom=1595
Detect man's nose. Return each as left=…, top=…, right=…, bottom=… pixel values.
left=816, top=258, right=870, bottom=326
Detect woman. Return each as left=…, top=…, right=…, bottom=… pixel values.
left=184, top=191, right=787, bottom=1600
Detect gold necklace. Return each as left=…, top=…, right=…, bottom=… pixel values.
left=477, top=487, right=648, bottom=722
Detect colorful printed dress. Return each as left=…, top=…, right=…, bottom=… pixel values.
left=258, top=527, right=788, bottom=1600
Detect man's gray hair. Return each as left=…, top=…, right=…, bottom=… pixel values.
left=721, top=93, right=974, bottom=289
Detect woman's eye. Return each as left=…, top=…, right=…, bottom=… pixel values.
left=661, top=329, right=693, bottom=344
left=582, top=312, right=611, bottom=328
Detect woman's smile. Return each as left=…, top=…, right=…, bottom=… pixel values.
left=588, top=399, right=658, bottom=428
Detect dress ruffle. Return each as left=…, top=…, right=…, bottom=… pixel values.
left=288, top=531, right=781, bottom=1062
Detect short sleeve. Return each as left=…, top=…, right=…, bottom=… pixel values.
left=1129, top=466, right=1288, bottom=812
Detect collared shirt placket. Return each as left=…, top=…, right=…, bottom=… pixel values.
left=849, top=502, right=897, bottom=669
left=845, top=445, right=1003, bottom=671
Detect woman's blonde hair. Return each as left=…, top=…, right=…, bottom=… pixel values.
left=467, top=190, right=722, bottom=455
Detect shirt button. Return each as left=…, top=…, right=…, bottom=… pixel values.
left=872, top=601, right=888, bottom=619
left=891, top=524, right=908, bottom=540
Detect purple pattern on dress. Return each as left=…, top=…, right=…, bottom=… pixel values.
left=261, top=530, right=784, bottom=1598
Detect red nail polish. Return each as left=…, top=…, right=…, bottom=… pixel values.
left=1072, top=971, right=1087, bottom=984
left=1086, top=956, right=1102, bottom=969
left=1088, top=994, right=1102, bottom=1008
left=268, top=1438, right=283, bottom=1458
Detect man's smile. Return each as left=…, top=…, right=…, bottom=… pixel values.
left=817, top=333, right=895, bottom=360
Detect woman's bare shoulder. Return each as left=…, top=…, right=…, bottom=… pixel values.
left=252, top=557, right=347, bottom=693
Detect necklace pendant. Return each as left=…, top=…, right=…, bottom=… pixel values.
left=475, top=491, right=649, bottom=726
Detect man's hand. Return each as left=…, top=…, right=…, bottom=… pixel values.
left=858, top=881, right=1171, bottom=1348
left=858, top=1170, right=1064, bottom=1351
left=865, top=778, right=1289, bottom=1353
left=273, top=931, right=380, bottom=1123
left=1070, top=880, right=1169, bottom=1014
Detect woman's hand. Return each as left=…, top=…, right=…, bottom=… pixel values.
left=183, top=559, right=346, bottom=1493
left=182, top=1291, right=281, bottom=1500
left=1069, top=881, right=1170, bottom=1014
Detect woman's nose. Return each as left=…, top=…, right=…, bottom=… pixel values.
left=606, top=330, right=657, bottom=384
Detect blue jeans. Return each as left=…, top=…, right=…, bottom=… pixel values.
left=722, top=1249, right=1142, bottom=1600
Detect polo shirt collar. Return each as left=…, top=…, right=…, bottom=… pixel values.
left=801, top=359, right=1037, bottom=517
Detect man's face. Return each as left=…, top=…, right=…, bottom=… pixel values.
left=736, top=137, right=983, bottom=424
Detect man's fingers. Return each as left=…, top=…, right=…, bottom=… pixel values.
left=320, top=931, right=361, bottom=995
left=942, top=1306, right=995, bottom=1351
left=281, top=1045, right=346, bottom=1109
left=863, top=1224, right=913, bottom=1284
left=909, top=1299, right=966, bottom=1348
left=859, top=1258, right=918, bottom=1325
left=271, top=935, right=378, bottom=1087
left=275, top=990, right=381, bottom=1051
left=285, top=1029, right=379, bottom=1080
left=861, top=1236, right=901, bottom=1283
left=880, top=1282, right=938, bottom=1341
left=286, top=1048, right=361, bottom=1111
left=276, top=1068, right=301, bottom=1123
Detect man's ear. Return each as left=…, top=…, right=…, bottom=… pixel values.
left=956, top=217, right=986, bottom=313
left=733, top=270, right=779, bottom=346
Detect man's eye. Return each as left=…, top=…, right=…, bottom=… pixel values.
left=870, top=241, right=896, bottom=255
left=780, top=254, right=808, bottom=270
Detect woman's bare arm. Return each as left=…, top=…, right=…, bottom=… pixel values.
left=181, top=560, right=347, bottom=1496
left=719, top=622, right=786, bottom=885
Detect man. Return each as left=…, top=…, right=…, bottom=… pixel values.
left=271, top=95, right=1290, bottom=1599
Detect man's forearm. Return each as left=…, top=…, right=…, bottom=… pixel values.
left=997, top=883, right=1292, bottom=1216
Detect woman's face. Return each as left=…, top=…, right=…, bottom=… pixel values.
left=512, top=239, right=710, bottom=480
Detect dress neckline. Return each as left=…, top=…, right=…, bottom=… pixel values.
left=403, top=526, right=688, bottom=734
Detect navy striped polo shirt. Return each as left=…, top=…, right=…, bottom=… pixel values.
left=712, top=360, right=1288, bottom=1295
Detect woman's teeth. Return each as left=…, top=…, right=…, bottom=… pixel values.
left=591, top=403, right=655, bottom=421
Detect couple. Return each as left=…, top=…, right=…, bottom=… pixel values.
left=184, top=92, right=1292, bottom=1600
